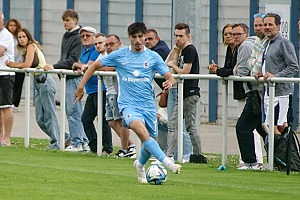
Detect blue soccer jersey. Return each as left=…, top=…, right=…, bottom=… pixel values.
left=100, top=46, right=169, bottom=111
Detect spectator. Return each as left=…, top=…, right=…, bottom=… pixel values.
left=6, top=28, right=66, bottom=149
left=165, top=23, right=201, bottom=163
left=207, top=23, right=246, bottom=117
left=235, top=17, right=267, bottom=170
left=74, top=22, right=181, bottom=183
left=146, top=29, right=193, bottom=162
left=5, top=19, right=23, bottom=110
left=72, top=29, right=113, bottom=154
left=43, top=9, right=86, bottom=152
left=145, top=28, right=170, bottom=89
left=256, top=13, right=299, bottom=134
left=0, top=12, right=14, bottom=147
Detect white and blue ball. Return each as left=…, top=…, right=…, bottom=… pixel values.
left=146, top=164, right=167, bottom=185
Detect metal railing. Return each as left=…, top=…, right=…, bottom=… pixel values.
left=0, top=68, right=298, bottom=171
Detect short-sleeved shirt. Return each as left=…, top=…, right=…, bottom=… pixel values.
left=100, top=46, right=169, bottom=111
left=79, top=45, right=100, bottom=94
left=178, top=44, right=200, bottom=98
left=0, top=27, right=15, bottom=76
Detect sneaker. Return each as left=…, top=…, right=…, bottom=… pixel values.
left=133, top=160, right=147, bottom=183
left=182, top=157, right=190, bottom=164
left=82, top=143, right=91, bottom=152
left=170, top=163, right=182, bottom=174
left=236, top=163, right=245, bottom=168
left=237, top=163, right=260, bottom=170
left=65, top=145, right=83, bottom=152
left=116, top=149, right=127, bottom=157
left=126, top=146, right=136, bottom=158
left=102, top=151, right=111, bottom=156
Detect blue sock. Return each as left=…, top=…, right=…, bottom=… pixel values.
left=142, top=137, right=166, bottom=163
left=138, top=144, right=151, bottom=165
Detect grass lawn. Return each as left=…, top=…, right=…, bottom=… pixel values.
left=0, top=137, right=299, bottom=200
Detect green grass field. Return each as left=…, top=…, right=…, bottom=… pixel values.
left=0, top=138, right=299, bottom=200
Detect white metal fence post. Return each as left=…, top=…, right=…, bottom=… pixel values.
left=60, top=73, right=66, bottom=151
left=177, top=78, right=184, bottom=163
left=221, top=78, right=228, bottom=167
left=268, top=81, right=275, bottom=171
left=24, top=71, right=31, bottom=148
left=97, top=75, right=104, bottom=156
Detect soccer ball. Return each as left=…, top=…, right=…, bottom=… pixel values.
left=146, top=164, right=167, bottom=185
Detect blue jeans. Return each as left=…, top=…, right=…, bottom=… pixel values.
left=166, top=88, right=193, bottom=160
left=82, top=92, right=112, bottom=153
left=66, top=77, right=88, bottom=147
left=35, top=76, right=68, bottom=148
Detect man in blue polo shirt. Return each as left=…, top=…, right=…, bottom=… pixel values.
left=72, top=27, right=112, bottom=154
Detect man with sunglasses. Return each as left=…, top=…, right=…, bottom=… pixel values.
left=43, top=9, right=83, bottom=151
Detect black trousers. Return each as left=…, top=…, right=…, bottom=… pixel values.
left=81, top=91, right=112, bottom=153
left=13, top=72, right=25, bottom=107
left=236, top=92, right=267, bottom=163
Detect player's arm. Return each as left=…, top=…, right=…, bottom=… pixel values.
left=100, top=66, right=115, bottom=71
left=162, top=71, right=176, bottom=90
left=74, top=59, right=103, bottom=102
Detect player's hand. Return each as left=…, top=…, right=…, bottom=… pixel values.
left=43, top=64, right=54, bottom=71
left=74, top=87, right=84, bottom=103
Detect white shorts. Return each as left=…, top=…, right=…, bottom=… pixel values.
left=264, top=95, right=288, bottom=126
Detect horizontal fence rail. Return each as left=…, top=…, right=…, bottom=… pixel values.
left=0, top=68, right=298, bottom=171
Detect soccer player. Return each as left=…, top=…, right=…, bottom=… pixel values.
left=74, top=22, right=181, bottom=183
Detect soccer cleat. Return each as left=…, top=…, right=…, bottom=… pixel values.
left=168, top=156, right=175, bottom=163
left=151, top=159, right=163, bottom=165
left=170, top=163, right=182, bottom=174
left=133, top=160, right=147, bottom=183
left=65, top=145, right=83, bottom=152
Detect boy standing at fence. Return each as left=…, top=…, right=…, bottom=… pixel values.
left=43, top=9, right=87, bottom=152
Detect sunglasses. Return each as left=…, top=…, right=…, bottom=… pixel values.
left=253, top=13, right=265, bottom=18
left=80, top=34, right=93, bottom=38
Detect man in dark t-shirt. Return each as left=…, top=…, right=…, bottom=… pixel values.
left=165, top=23, right=202, bottom=163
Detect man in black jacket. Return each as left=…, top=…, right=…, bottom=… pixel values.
left=145, top=29, right=170, bottom=89
left=43, top=9, right=88, bottom=152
